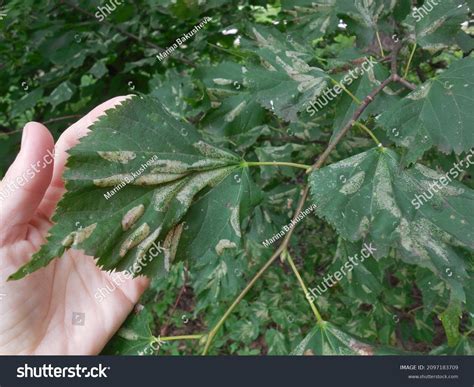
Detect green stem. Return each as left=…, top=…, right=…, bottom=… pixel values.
left=375, top=30, right=385, bottom=57
left=201, top=247, right=285, bottom=355
left=283, top=250, right=324, bottom=323
left=201, top=187, right=312, bottom=355
left=329, top=77, right=361, bottom=105
left=403, top=43, right=417, bottom=79
left=355, top=122, right=382, bottom=147
left=242, top=161, right=311, bottom=171
left=159, top=334, right=203, bottom=342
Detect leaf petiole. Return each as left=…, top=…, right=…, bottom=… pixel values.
left=159, top=334, right=204, bottom=342
left=329, top=77, right=362, bottom=105
left=403, top=43, right=417, bottom=79
left=354, top=122, right=382, bottom=147
left=282, top=250, right=324, bottom=323
left=241, top=161, right=312, bottom=171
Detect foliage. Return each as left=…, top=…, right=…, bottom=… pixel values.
left=2, top=0, right=473, bottom=355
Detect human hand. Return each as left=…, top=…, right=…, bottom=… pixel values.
left=0, top=96, right=149, bottom=355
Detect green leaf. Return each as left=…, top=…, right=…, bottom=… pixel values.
left=89, top=61, right=108, bottom=79
left=10, top=87, right=44, bottom=117
left=336, top=0, right=397, bottom=46
left=330, top=239, right=383, bottom=304
left=230, top=319, right=260, bottom=345
left=102, top=308, right=156, bottom=355
left=379, top=57, right=474, bottom=164
left=11, top=96, right=254, bottom=280
left=179, top=166, right=261, bottom=306
left=430, top=335, right=474, bottom=355
left=338, top=0, right=397, bottom=28
left=255, top=143, right=307, bottom=180
left=309, top=147, right=474, bottom=302
left=243, top=25, right=329, bottom=122
left=416, top=268, right=449, bottom=317
left=198, top=61, right=266, bottom=135
left=282, top=0, right=339, bottom=42
left=404, top=0, right=471, bottom=51
left=292, top=321, right=405, bottom=355
left=439, top=301, right=462, bottom=347
left=148, top=69, right=201, bottom=119
left=46, top=80, right=76, bottom=109
left=265, top=329, right=288, bottom=355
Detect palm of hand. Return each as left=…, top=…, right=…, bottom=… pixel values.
left=0, top=97, right=148, bottom=355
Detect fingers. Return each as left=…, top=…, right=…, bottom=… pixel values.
left=0, top=123, right=55, bottom=242
left=38, top=95, right=133, bottom=218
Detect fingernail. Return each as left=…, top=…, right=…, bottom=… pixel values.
left=21, top=123, right=31, bottom=149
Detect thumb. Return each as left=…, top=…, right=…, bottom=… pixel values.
left=0, top=122, right=55, bottom=243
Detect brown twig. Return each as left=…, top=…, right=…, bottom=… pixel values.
left=201, top=42, right=420, bottom=355
left=311, top=76, right=392, bottom=167
left=43, top=114, right=82, bottom=125
left=392, top=74, right=417, bottom=91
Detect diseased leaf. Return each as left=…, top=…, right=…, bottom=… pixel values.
left=265, top=329, right=288, bottom=355
left=309, top=147, right=474, bottom=303
left=378, top=57, right=474, bottom=164
left=282, top=0, right=339, bottom=42
left=242, top=25, right=329, bottom=122
left=46, top=80, right=76, bottom=109
left=230, top=319, right=260, bottom=345
left=11, top=96, right=255, bottom=280
left=330, top=239, right=383, bottom=304
left=148, top=69, right=201, bottom=119
left=292, top=321, right=405, bottom=355
left=198, top=61, right=266, bottom=135
left=404, top=0, right=471, bottom=51
left=336, top=0, right=397, bottom=46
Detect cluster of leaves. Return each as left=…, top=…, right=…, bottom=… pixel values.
left=2, top=0, right=474, bottom=355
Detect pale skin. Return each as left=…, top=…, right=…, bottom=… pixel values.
left=0, top=96, right=149, bottom=355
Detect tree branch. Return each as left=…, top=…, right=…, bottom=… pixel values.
left=390, top=43, right=417, bottom=91
left=310, top=76, right=392, bottom=170
left=200, top=43, right=421, bottom=355
left=393, top=74, right=417, bottom=91
left=43, top=114, right=82, bottom=125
